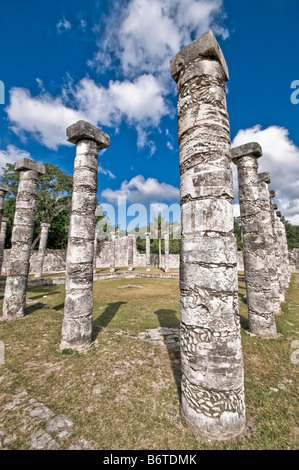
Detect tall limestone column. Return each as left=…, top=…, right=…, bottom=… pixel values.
left=0, top=217, right=8, bottom=274
left=34, top=223, right=50, bottom=278
left=276, top=211, right=290, bottom=293
left=145, top=232, right=151, bottom=272
left=0, top=184, right=9, bottom=229
left=3, top=158, right=45, bottom=319
left=257, top=173, right=281, bottom=313
left=60, top=121, right=110, bottom=352
left=164, top=231, right=169, bottom=273
left=171, top=30, right=245, bottom=440
left=232, top=143, right=277, bottom=337
left=128, top=234, right=134, bottom=271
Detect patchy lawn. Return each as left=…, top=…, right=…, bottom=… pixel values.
left=0, top=274, right=298, bottom=450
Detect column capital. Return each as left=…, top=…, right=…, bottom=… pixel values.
left=41, top=223, right=51, bottom=228
left=170, top=30, right=229, bottom=82
left=276, top=211, right=281, bottom=218
left=1, top=217, right=8, bottom=223
left=258, top=172, right=271, bottom=184
left=231, top=142, right=262, bottom=164
left=66, top=120, right=110, bottom=149
left=273, top=204, right=278, bottom=210
left=0, top=183, right=9, bottom=194
left=269, top=190, right=275, bottom=198
left=15, top=158, right=45, bottom=175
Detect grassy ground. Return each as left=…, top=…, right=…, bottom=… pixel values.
left=0, top=274, right=298, bottom=450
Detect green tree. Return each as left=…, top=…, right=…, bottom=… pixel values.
left=234, top=217, right=243, bottom=251
left=285, top=221, right=299, bottom=250
left=0, top=162, right=73, bottom=249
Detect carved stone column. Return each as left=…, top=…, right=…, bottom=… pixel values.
left=145, top=232, right=151, bottom=272
left=0, top=217, right=8, bottom=275
left=128, top=234, right=134, bottom=271
left=276, top=211, right=290, bottom=294
left=164, top=231, right=169, bottom=273
left=34, top=223, right=50, bottom=278
left=269, top=193, right=285, bottom=302
left=3, top=158, right=45, bottom=319
left=232, top=143, right=277, bottom=337
left=171, top=30, right=245, bottom=440
left=257, top=173, right=281, bottom=313
left=60, top=121, right=110, bottom=351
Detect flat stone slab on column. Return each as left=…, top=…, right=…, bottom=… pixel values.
left=15, top=158, right=46, bottom=175
left=231, top=142, right=262, bottom=162
left=67, top=120, right=110, bottom=148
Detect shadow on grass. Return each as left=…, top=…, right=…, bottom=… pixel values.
left=28, top=291, right=62, bottom=301
left=92, top=302, right=127, bottom=341
left=155, top=309, right=181, bottom=400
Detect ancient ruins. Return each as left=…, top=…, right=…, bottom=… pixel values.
left=170, top=30, right=245, bottom=440
left=0, top=29, right=297, bottom=445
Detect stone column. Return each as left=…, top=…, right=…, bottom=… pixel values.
left=110, top=233, right=115, bottom=273
left=269, top=193, right=285, bottom=302
left=232, top=143, right=277, bottom=337
left=257, top=173, right=281, bottom=313
left=164, top=231, right=169, bottom=273
left=128, top=234, right=134, bottom=271
left=60, top=121, right=110, bottom=352
left=34, top=223, right=50, bottom=278
left=0, top=184, right=9, bottom=230
left=280, top=215, right=291, bottom=285
left=3, top=158, right=45, bottom=319
left=145, top=232, right=151, bottom=272
left=276, top=211, right=290, bottom=293
left=93, top=233, right=98, bottom=274
left=0, top=217, right=8, bottom=275
left=171, top=30, right=245, bottom=440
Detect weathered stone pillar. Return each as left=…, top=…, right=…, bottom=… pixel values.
left=128, top=234, right=134, bottom=271
left=0, top=217, right=8, bottom=275
left=110, top=233, right=115, bottom=273
left=0, top=184, right=9, bottom=229
left=269, top=193, right=285, bottom=302
left=93, top=233, right=98, bottom=274
left=164, top=231, right=169, bottom=273
left=171, top=30, right=245, bottom=440
left=276, top=211, right=290, bottom=293
left=3, top=159, right=45, bottom=319
left=280, top=215, right=291, bottom=285
left=257, top=173, right=281, bottom=313
left=60, top=121, right=110, bottom=351
left=34, top=223, right=50, bottom=278
left=145, top=232, right=151, bottom=272
left=232, top=143, right=277, bottom=337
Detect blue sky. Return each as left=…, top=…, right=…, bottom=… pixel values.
left=0, top=0, right=298, bottom=227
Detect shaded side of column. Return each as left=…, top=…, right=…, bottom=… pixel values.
left=0, top=217, right=8, bottom=275
left=60, top=120, right=110, bottom=351
left=171, top=30, right=245, bottom=441
left=0, top=184, right=9, bottom=231
left=34, top=223, right=50, bottom=278
left=232, top=144, right=277, bottom=337
left=3, top=159, right=45, bottom=319
left=145, top=232, right=151, bottom=272
left=269, top=193, right=285, bottom=302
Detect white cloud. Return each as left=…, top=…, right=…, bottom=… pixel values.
left=0, top=145, right=31, bottom=173
left=56, top=18, right=72, bottom=33
left=98, top=163, right=115, bottom=179
left=6, top=74, right=169, bottom=152
left=232, top=125, right=299, bottom=225
left=6, top=88, right=84, bottom=149
left=101, top=175, right=180, bottom=204
left=90, top=0, right=228, bottom=79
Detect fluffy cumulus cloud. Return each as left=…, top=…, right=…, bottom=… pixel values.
left=0, top=145, right=31, bottom=173
left=101, top=175, right=180, bottom=204
left=6, top=75, right=169, bottom=151
left=232, top=125, right=299, bottom=224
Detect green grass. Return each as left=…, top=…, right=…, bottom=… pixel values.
left=0, top=274, right=298, bottom=450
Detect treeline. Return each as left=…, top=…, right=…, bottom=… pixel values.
left=1, top=163, right=299, bottom=252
